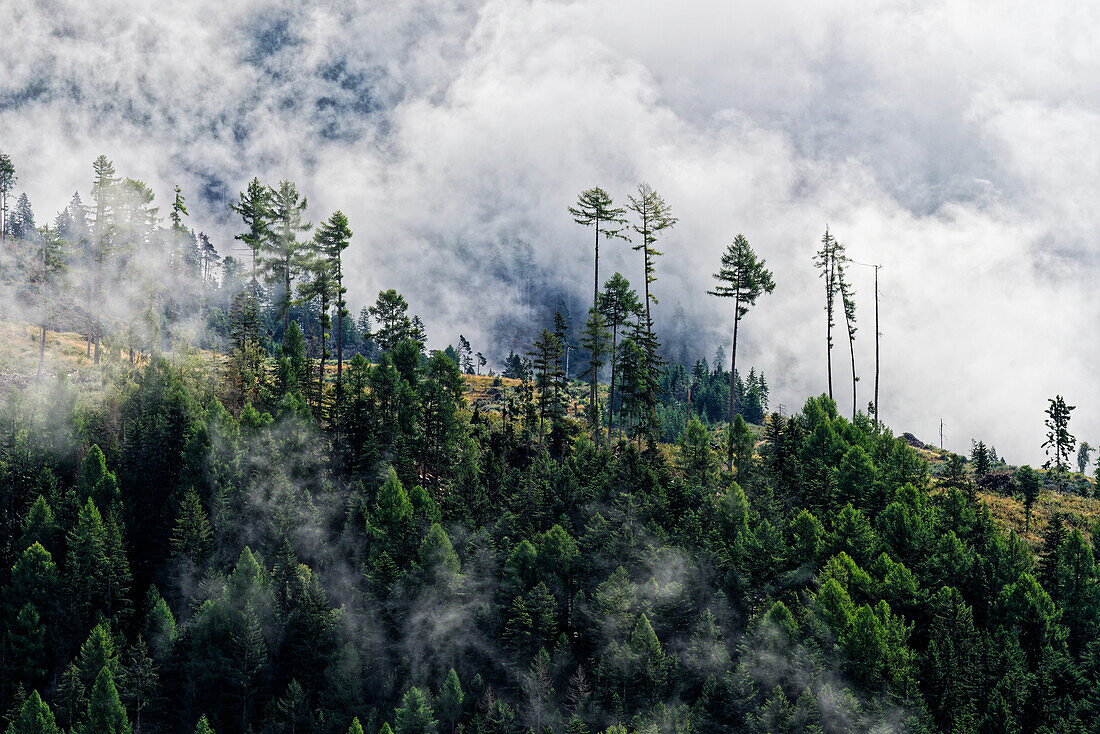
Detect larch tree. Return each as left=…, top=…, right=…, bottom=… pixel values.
left=578, top=306, right=610, bottom=436
left=314, top=210, right=352, bottom=404
left=263, top=180, right=311, bottom=339
left=708, top=233, right=775, bottom=469
left=231, top=177, right=272, bottom=300
left=569, top=187, right=626, bottom=423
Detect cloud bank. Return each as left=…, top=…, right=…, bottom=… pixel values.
left=3, top=0, right=1098, bottom=463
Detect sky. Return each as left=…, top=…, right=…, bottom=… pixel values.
left=2, top=0, right=1098, bottom=464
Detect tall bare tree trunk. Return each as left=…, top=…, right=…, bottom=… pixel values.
left=727, top=292, right=741, bottom=471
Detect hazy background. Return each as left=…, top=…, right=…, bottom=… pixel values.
left=2, top=0, right=1096, bottom=464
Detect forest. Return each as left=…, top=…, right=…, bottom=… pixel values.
left=1, top=152, right=1099, bottom=734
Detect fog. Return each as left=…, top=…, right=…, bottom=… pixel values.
left=2, top=0, right=1097, bottom=463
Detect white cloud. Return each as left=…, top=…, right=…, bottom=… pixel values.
left=2, top=0, right=1098, bottom=462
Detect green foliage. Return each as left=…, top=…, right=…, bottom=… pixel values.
left=394, top=686, right=437, bottom=734
left=80, top=667, right=129, bottom=734
left=5, top=690, right=60, bottom=734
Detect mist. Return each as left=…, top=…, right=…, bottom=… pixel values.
left=3, top=0, right=1097, bottom=462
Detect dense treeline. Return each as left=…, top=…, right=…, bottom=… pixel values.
left=3, top=351, right=1100, bottom=733
left=2, top=154, right=1100, bottom=734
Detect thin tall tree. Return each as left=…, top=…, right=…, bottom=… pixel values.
left=836, top=253, right=857, bottom=419
left=569, top=187, right=626, bottom=425
left=813, top=226, right=843, bottom=400
left=264, top=180, right=311, bottom=340
left=598, top=273, right=641, bottom=440
left=231, top=177, right=271, bottom=301
left=89, top=155, right=118, bottom=364
left=708, top=233, right=775, bottom=469
left=626, top=183, right=676, bottom=441
left=314, top=210, right=352, bottom=407
left=0, top=153, right=15, bottom=240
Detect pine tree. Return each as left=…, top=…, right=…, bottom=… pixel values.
left=708, top=233, right=775, bottom=467
left=970, top=440, right=991, bottom=477
left=193, top=715, right=215, bottom=734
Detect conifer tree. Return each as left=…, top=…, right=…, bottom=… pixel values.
left=263, top=180, right=311, bottom=338
left=89, top=155, right=118, bottom=363
left=437, top=669, right=463, bottom=734
left=11, top=192, right=34, bottom=240
left=1042, top=395, right=1076, bottom=490
left=370, top=290, right=414, bottom=352
left=578, top=306, right=610, bottom=435
left=231, top=177, right=272, bottom=299
left=836, top=253, right=858, bottom=418
left=598, top=273, right=641, bottom=440
left=626, top=184, right=676, bottom=440
left=570, top=188, right=626, bottom=422
left=813, top=227, right=844, bottom=399
left=394, top=686, right=437, bottom=734
left=314, top=210, right=352, bottom=402
left=80, top=667, right=129, bottom=734
left=1016, top=465, right=1041, bottom=532
left=0, top=152, right=15, bottom=240
left=5, top=690, right=60, bottom=734
left=708, top=233, right=775, bottom=466
left=170, top=488, right=213, bottom=565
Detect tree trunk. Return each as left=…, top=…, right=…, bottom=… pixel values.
left=608, top=324, right=618, bottom=441
left=590, top=221, right=600, bottom=435
left=728, top=293, right=740, bottom=472
left=825, top=256, right=833, bottom=400
left=336, top=269, right=344, bottom=401
left=874, top=265, right=880, bottom=430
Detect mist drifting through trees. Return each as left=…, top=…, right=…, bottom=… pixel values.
left=3, top=3, right=1100, bottom=734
